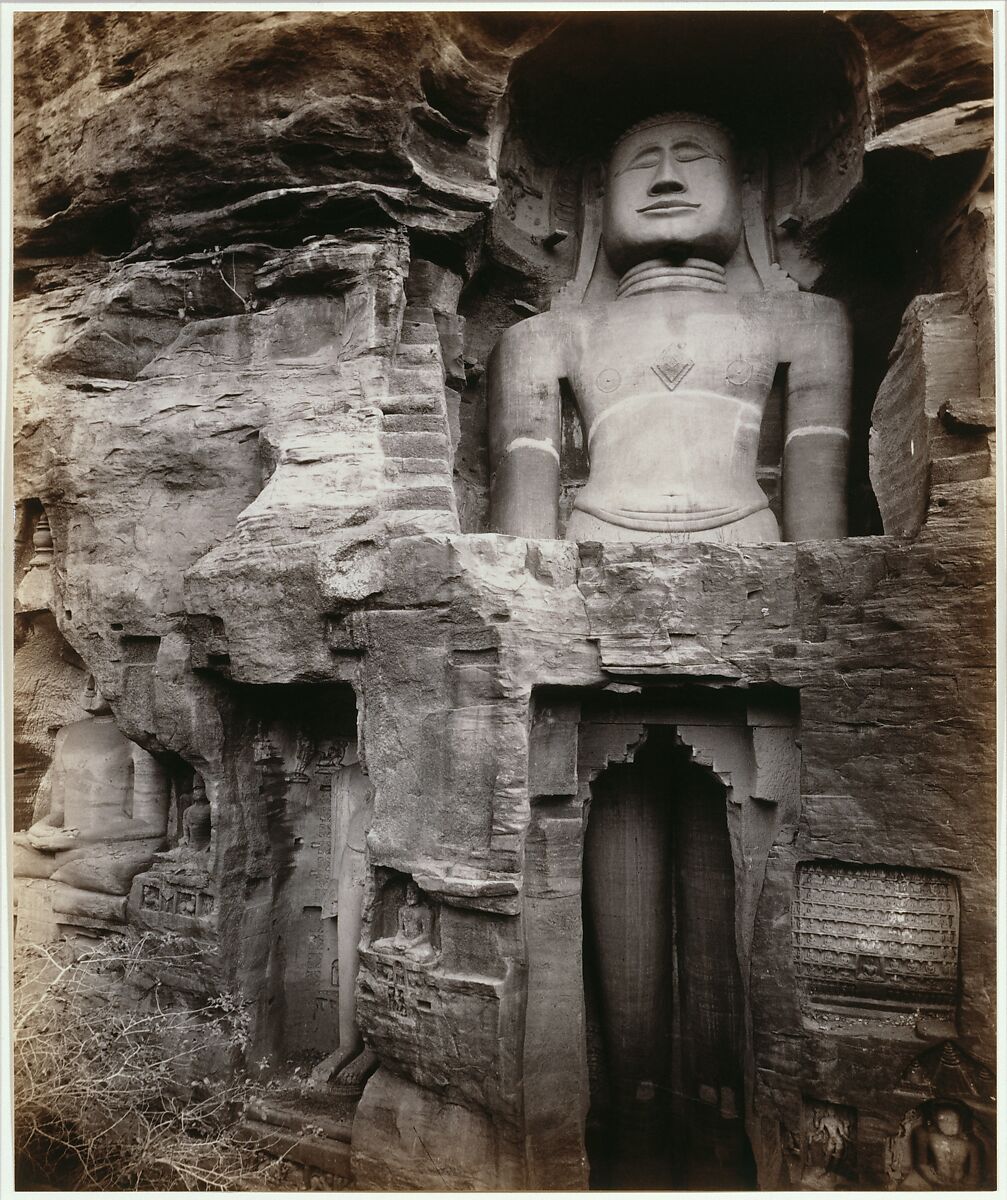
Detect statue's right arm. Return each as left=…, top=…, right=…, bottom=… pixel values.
left=910, top=1126, right=940, bottom=1186
left=23, top=728, right=70, bottom=842
left=488, top=317, right=563, bottom=538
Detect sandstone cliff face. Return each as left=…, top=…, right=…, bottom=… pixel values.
left=12, top=10, right=995, bottom=1191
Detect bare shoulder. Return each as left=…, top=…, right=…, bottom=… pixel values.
left=769, top=291, right=850, bottom=359
left=492, top=308, right=570, bottom=377
left=786, top=291, right=850, bottom=326
left=52, top=721, right=73, bottom=750
left=496, top=307, right=568, bottom=348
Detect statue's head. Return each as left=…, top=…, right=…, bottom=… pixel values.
left=602, top=112, right=743, bottom=274
left=191, top=775, right=207, bottom=801
left=932, top=1105, right=964, bottom=1137
left=81, top=674, right=112, bottom=716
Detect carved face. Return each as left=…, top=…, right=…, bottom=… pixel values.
left=81, top=674, right=112, bottom=716
left=933, top=1107, right=963, bottom=1137
left=602, top=117, right=743, bottom=273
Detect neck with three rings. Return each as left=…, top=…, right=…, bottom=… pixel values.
left=616, top=257, right=727, bottom=298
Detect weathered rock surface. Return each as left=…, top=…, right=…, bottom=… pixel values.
left=869, top=292, right=987, bottom=537
left=13, top=11, right=538, bottom=256
left=842, top=9, right=994, bottom=132
left=866, top=99, right=993, bottom=159
left=11, top=9, right=996, bottom=1193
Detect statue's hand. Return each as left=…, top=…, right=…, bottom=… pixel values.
left=25, top=824, right=81, bottom=851
left=914, top=1157, right=943, bottom=1187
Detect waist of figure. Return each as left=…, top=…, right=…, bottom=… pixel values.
left=573, top=487, right=769, bottom=533
left=585, top=388, right=764, bottom=451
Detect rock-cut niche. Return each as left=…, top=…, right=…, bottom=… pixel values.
left=218, top=681, right=366, bottom=1070
left=465, top=12, right=895, bottom=536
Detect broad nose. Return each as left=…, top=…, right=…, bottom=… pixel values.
left=648, top=150, right=686, bottom=194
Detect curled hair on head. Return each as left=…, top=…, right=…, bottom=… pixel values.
left=614, top=111, right=735, bottom=151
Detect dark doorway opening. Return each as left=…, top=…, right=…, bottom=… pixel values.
left=583, top=727, right=757, bottom=1189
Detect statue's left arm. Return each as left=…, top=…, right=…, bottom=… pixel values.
left=781, top=296, right=853, bottom=540
left=964, top=1136, right=982, bottom=1187
left=488, top=315, right=563, bottom=538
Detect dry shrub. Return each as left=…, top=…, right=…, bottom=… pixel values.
left=13, top=930, right=298, bottom=1190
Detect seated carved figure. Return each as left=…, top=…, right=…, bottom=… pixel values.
left=904, top=1104, right=982, bottom=1190
left=180, top=778, right=211, bottom=850
left=13, top=676, right=170, bottom=933
left=373, top=881, right=437, bottom=963
left=489, top=113, right=852, bottom=543
left=158, top=775, right=211, bottom=859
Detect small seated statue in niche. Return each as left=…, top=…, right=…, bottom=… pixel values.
left=180, top=778, right=211, bottom=850
left=373, top=880, right=437, bottom=963
left=160, top=775, right=212, bottom=858
left=903, top=1103, right=982, bottom=1190
left=489, top=113, right=852, bottom=543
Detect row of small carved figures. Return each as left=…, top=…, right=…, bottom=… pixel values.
left=798, top=954, right=958, bottom=977
left=140, top=881, right=215, bottom=917
left=798, top=871, right=956, bottom=894
left=794, top=925, right=958, bottom=944
left=796, top=900, right=958, bottom=919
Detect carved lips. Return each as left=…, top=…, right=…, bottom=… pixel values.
left=638, top=199, right=700, bottom=214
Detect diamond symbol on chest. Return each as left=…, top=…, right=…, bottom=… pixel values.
left=651, top=351, right=694, bottom=392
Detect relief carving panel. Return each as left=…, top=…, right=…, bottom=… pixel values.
left=793, top=862, right=959, bottom=1023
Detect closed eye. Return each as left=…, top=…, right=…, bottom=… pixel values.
left=620, top=148, right=661, bottom=172
left=673, top=141, right=723, bottom=163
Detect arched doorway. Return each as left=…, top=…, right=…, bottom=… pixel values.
left=583, top=727, right=756, bottom=1189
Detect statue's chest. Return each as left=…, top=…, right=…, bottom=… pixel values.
left=931, top=1134, right=969, bottom=1171
left=569, top=301, right=778, bottom=399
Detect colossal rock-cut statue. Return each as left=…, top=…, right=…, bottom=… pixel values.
left=310, top=768, right=377, bottom=1094
left=489, top=113, right=853, bottom=543
left=904, top=1104, right=982, bottom=1190
left=13, top=676, right=170, bottom=937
